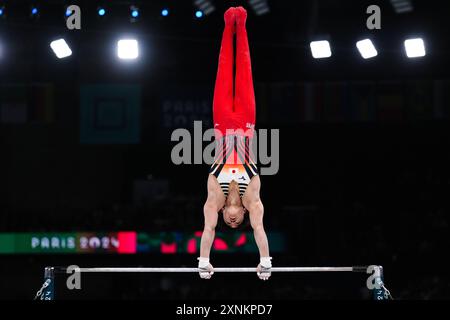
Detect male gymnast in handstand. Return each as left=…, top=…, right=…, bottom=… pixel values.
left=198, top=7, right=272, bottom=281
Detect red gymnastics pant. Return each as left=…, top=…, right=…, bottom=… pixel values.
left=213, top=19, right=255, bottom=138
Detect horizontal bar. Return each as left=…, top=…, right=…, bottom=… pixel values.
left=56, top=266, right=366, bottom=273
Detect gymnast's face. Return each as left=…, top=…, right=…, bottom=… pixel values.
left=223, top=205, right=245, bottom=229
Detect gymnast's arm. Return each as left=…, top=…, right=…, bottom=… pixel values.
left=200, top=175, right=224, bottom=258
left=200, top=200, right=219, bottom=258
left=244, top=177, right=270, bottom=258
left=248, top=199, right=270, bottom=258
left=244, top=177, right=272, bottom=280
left=198, top=175, right=224, bottom=279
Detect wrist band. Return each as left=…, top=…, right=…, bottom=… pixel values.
left=198, top=257, right=210, bottom=269
left=260, top=257, right=272, bottom=268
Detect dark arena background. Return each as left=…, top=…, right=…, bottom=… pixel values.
left=1, top=0, right=450, bottom=302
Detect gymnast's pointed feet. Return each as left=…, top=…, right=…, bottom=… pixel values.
left=235, top=6, right=247, bottom=28
left=224, top=7, right=236, bottom=33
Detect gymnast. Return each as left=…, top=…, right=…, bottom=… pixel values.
left=198, top=7, right=271, bottom=281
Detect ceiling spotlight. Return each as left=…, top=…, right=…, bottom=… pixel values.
left=195, top=10, right=203, bottom=19
left=130, top=5, right=140, bottom=22
left=64, top=7, right=72, bottom=17
left=404, top=38, right=426, bottom=58
left=310, top=40, right=332, bottom=59
left=161, top=8, right=169, bottom=17
left=97, top=7, right=106, bottom=17
left=117, top=39, right=139, bottom=60
left=50, top=39, right=72, bottom=59
left=356, top=39, right=378, bottom=59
